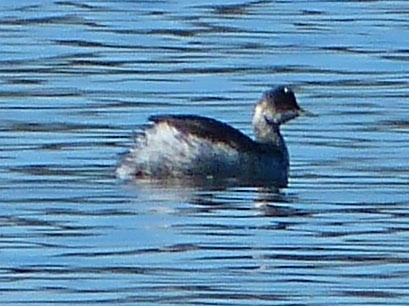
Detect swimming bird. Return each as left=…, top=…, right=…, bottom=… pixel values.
left=116, top=86, right=309, bottom=187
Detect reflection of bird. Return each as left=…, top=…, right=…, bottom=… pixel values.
left=116, top=86, right=310, bottom=187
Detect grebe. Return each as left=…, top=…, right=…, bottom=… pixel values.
left=116, top=86, right=309, bottom=187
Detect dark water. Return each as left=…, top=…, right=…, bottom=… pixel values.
left=1, top=1, right=409, bottom=305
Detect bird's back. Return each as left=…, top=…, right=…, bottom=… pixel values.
left=116, top=115, right=288, bottom=185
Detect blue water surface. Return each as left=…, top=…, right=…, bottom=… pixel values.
left=1, top=0, right=409, bottom=305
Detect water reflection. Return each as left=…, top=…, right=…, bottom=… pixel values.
left=128, top=178, right=308, bottom=219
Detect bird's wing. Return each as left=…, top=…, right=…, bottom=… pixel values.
left=148, top=114, right=280, bottom=154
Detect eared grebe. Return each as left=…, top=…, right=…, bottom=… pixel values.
left=116, top=86, right=309, bottom=187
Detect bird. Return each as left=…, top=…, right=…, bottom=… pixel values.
left=116, top=86, right=310, bottom=187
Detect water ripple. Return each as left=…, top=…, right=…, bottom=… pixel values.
left=1, top=0, right=409, bottom=305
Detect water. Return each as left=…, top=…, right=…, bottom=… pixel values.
left=1, top=0, right=409, bottom=305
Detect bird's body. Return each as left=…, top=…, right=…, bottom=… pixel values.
left=116, top=86, right=308, bottom=187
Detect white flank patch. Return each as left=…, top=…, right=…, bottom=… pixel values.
left=116, top=122, right=241, bottom=179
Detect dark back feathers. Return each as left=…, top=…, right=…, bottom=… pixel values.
left=149, top=114, right=281, bottom=155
